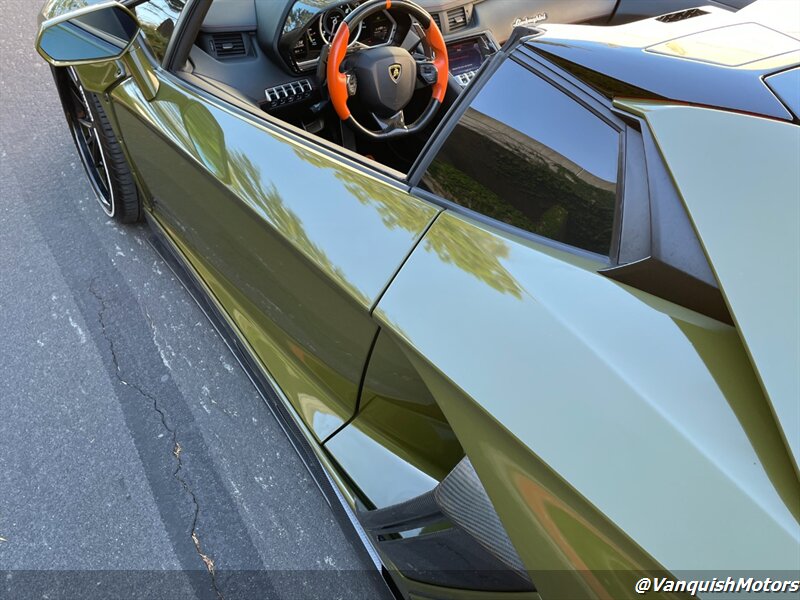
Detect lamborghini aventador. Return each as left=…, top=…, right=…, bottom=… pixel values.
left=35, top=0, right=799, bottom=597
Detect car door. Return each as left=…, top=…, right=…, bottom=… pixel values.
left=104, top=34, right=438, bottom=442
left=323, top=44, right=628, bottom=507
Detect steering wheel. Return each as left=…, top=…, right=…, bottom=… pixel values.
left=325, top=0, right=448, bottom=139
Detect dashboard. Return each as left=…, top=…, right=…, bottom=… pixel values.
left=195, top=0, right=662, bottom=113
left=196, top=0, right=572, bottom=115
left=280, top=1, right=398, bottom=72
left=446, top=35, right=496, bottom=86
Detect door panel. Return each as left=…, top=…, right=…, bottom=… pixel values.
left=372, top=210, right=799, bottom=595
left=110, top=73, right=438, bottom=441
left=324, top=329, right=464, bottom=509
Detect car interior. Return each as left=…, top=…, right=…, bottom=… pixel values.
left=171, top=0, right=752, bottom=174
left=171, top=0, right=626, bottom=173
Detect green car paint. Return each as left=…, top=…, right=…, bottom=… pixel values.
left=324, top=330, right=466, bottom=509
left=617, top=100, right=800, bottom=475
left=106, top=64, right=438, bottom=442
left=373, top=209, right=799, bottom=596
left=34, top=1, right=800, bottom=597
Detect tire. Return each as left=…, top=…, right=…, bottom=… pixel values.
left=57, top=67, right=141, bottom=223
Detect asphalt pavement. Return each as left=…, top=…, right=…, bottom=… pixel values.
left=0, top=1, right=389, bottom=598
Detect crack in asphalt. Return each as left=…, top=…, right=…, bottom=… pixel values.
left=89, top=280, right=224, bottom=600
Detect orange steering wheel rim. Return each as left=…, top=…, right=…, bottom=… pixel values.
left=326, top=0, right=448, bottom=127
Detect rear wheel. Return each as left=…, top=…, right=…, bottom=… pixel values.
left=59, top=67, right=140, bottom=223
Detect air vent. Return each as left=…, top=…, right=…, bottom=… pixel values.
left=431, top=13, right=442, bottom=30
left=447, top=6, right=469, bottom=31
left=210, top=33, right=246, bottom=58
left=656, top=8, right=709, bottom=23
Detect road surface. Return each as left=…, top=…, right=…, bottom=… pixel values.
left=0, top=2, right=389, bottom=598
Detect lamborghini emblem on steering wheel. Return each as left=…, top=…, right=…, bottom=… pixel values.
left=388, top=63, right=402, bottom=83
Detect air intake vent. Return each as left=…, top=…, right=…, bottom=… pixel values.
left=447, top=6, right=469, bottom=31
left=210, top=33, right=246, bottom=58
left=431, top=12, right=442, bottom=30
left=656, top=8, right=708, bottom=23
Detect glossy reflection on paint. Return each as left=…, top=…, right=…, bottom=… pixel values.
left=376, top=209, right=799, bottom=581
left=109, top=75, right=437, bottom=441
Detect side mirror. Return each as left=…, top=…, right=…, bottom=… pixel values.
left=36, top=1, right=140, bottom=66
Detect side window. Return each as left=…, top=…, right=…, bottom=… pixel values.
left=135, top=0, right=186, bottom=62
left=421, top=60, right=621, bottom=255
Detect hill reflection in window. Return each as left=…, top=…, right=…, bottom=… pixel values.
left=422, top=61, right=619, bottom=255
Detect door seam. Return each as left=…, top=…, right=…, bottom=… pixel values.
left=369, top=209, right=444, bottom=316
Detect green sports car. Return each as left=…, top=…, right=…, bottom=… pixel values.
left=35, top=0, right=799, bottom=597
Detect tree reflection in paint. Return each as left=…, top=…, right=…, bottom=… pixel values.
left=290, top=145, right=524, bottom=298
left=226, top=148, right=372, bottom=307
left=423, top=215, right=524, bottom=298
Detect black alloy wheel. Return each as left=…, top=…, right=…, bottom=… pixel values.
left=60, top=67, right=140, bottom=223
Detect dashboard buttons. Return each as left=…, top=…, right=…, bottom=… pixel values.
left=418, top=63, right=438, bottom=85
left=455, top=70, right=477, bottom=86
left=264, top=79, right=314, bottom=109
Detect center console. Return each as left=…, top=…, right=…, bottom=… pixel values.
left=445, top=33, right=498, bottom=87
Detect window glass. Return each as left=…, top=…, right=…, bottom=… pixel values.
left=135, top=0, right=186, bottom=62
left=421, top=60, right=620, bottom=255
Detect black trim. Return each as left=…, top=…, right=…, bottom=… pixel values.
left=603, top=257, right=733, bottom=324
left=510, top=36, right=657, bottom=268
left=510, top=53, right=626, bottom=135
left=377, top=527, right=533, bottom=592
left=358, top=490, right=443, bottom=534
left=164, top=0, right=213, bottom=72
left=763, top=65, right=800, bottom=124
left=514, top=44, right=621, bottom=121
left=320, top=327, right=381, bottom=445
left=601, top=112, right=733, bottom=324
left=613, top=122, right=650, bottom=266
